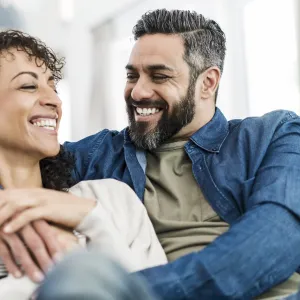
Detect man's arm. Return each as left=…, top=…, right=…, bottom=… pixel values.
left=64, top=129, right=112, bottom=183
left=137, top=114, right=300, bottom=299
left=137, top=204, right=300, bottom=299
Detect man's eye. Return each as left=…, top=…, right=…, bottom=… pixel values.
left=126, top=73, right=137, bottom=79
left=152, top=75, right=169, bottom=81
left=126, top=74, right=138, bottom=82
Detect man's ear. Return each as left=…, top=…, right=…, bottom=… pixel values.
left=200, top=66, right=221, bottom=100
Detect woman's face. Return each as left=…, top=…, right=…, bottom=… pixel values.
left=0, top=49, right=62, bottom=159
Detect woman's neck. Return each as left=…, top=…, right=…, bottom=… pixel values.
left=0, top=149, right=43, bottom=189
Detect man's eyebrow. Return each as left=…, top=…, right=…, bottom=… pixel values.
left=147, top=64, right=174, bottom=72
left=11, top=71, right=38, bottom=81
left=125, top=64, right=174, bottom=72
left=125, top=64, right=136, bottom=71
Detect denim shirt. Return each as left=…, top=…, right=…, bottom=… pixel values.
left=64, top=108, right=300, bottom=299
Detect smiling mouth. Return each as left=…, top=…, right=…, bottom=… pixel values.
left=29, top=118, right=57, bottom=131
left=134, top=105, right=165, bottom=117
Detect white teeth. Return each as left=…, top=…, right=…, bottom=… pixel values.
left=32, top=118, right=57, bottom=130
left=135, top=107, right=161, bottom=116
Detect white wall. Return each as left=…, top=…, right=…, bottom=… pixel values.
left=245, top=0, right=300, bottom=115
left=64, top=0, right=140, bottom=141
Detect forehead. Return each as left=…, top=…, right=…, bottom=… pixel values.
left=128, top=34, right=186, bottom=69
left=0, top=49, right=51, bottom=78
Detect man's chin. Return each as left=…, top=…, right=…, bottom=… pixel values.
left=130, top=121, right=157, bottom=134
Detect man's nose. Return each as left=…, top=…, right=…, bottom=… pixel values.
left=131, top=78, right=155, bottom=101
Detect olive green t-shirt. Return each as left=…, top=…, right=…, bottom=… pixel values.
left=144, top=140, right=300, bottom=299
left=144, top=140, right=228, bottom=262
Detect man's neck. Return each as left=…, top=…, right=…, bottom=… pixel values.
left=0, top=149, right=42, bottom=189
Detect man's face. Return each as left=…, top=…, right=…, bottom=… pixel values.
left=124, top=34, right=196, bottom=150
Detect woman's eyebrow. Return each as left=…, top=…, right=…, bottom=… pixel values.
left=11, top=71, right=38, bottom=82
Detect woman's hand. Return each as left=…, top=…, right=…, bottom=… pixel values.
left=0, top=188, right=96, bottom=233
left=0, top=220, right=79, bottom=282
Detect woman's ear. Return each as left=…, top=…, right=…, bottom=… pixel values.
left=200, top=67, right=221, bottom=100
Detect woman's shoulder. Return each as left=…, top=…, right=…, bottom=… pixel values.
left=69, top=179, right=135, bottom=199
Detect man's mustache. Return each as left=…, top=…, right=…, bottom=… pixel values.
left=126, top=97, right=167, bottom=109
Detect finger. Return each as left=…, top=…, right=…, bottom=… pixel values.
left=0, top=191, right=8, bottom=210
left=0, top=204, right=17, bottom=229
left=4, top=207, right=45, bottom=233
left=33, top=220, right=62, bottom=261
left=0, top=199, right=36, bottom=229
left=3, top=233, right=44, bottom=283
left=0, top=238, right=22, bottom=278
left=20, top=224, right=53, bottom=273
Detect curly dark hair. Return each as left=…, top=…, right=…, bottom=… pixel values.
left=0, top=29, right=64, bottom=81
left=40, top=146, right=75, bottom=191
left=0, top=29, right=75, bottom=191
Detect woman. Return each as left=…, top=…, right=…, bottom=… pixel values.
left=0, top=29, right=167, bottom=299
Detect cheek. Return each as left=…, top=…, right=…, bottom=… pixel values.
left=158, top=92, right=180, bottom=110
left=0, top=95, right=32, bottom=127
left=157, top=84, right=183, bottom=102
left=0, top=106, right=27, bottom=136
left=0, top=117, right=28, bottom=149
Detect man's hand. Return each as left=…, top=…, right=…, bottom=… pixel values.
left=0, top=188, right=96, bottom=233
left=0, top=220, right=79, bottom=282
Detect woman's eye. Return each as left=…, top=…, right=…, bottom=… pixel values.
left=21, top=85, right=36, bottom=90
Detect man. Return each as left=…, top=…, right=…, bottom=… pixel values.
left=1, top=9, right=300, bottom=299
left=65, top=9, right=300, bottom=299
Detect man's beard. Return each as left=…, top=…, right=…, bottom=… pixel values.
left=126, top=81, right=196, bottom=150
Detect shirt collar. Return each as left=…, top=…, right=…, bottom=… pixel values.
left=190, top=107, right=229, bottom=153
